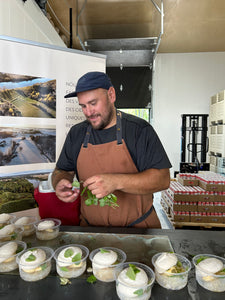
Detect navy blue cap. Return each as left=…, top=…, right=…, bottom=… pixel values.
left=64, top=71, right=113, bottom=98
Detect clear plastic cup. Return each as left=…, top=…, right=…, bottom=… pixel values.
left=114, top=262, right=155, bottom=300
left=0, top=226, right=23, bottom=243
left=54, top=244, right=89, bottom=278
left=192, top=254, right=225, bottom=292
left=16, top=246, right=54, bottom=282
left=0, top=213, right=16, bottom=227
left=89, top=247, right=127, bottom=282
left=0, top=240, right=27, bottom=272
left=34, top=218, right=61, bottom=240
left=13, top=215, right=38, bottom=237
left=152, top=252, right=191, bottom=290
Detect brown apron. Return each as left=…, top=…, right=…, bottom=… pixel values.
left=77, top=111, right=161, bottom=228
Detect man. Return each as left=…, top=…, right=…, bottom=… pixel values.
left=52, top=71, right=171, bottom=228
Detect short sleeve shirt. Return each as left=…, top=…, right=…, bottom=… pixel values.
left=56, top=111, right=172, bottom=176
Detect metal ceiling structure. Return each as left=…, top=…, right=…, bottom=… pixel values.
left=76, top=0, right=163, bottom=68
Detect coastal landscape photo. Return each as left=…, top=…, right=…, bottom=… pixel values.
left=0, top=72, right=56, bottom=118
left=0, top=127, right=56, bottom=166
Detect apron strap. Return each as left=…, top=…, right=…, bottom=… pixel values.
left=127, top=205, right=154, bottom=227
left=116, top=110, right=123, bottom=145
left=83, top=110, right=123, bottom=148
left=83, top=124, right=92, bottom=148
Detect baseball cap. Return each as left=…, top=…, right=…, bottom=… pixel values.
left=64, top=71, right=113, bottom=98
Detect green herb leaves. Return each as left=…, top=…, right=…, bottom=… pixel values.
left=100, top=248, right=110, bottom=253
left=87, top=274, right=97, bottom=284
left=126, top=264, right=140, bottom=280
left=196, top=256, right=208, bottom=264
left=72, top=180, right=80, bottom=189
left=64, top=248, right=82, bottom=263
left=25, top=253, right=36, bottom=262
left=64, top=248, right=74, bottom=258
left=81, top=186, right=119, bottom=209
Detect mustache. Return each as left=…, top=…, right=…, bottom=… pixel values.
left=87, top=114, right=100, bottom=119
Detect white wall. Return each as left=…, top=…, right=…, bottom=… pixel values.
left=0, top=0, right=66, bottom=47
left=153, top=52, right=225, bottom=176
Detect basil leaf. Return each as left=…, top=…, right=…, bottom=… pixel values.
left=134, top=289, right=144, bottom=296
left=126, top=264, right=140, bottom=280
left=72, top=253, right=82, bottom=263
left=26, top=253, right=36, bottom=262
left=196, top=256, right=208, bottom=264
left=41, top=263, right=47, bottom=270
left=87, top=275, right=97, bottom=284
left=60, top=267, right=69, bottom=272
left=64, top=248, right=74, bottom=258
left=100, top=248, right=110, bottom=253
left=72, top=181, right=80, bottom=188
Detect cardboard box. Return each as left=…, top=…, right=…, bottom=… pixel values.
left=198, top=180, right=224, bottom=192
left=190, top=215, right=209, bottom=223
left=198, top=203, right=215, bottom=213
left=174, top=214, right=190, bottom=222
left=178, top=176, right=199, bottom=186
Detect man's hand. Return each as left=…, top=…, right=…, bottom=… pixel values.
left=55, top=179, right=80, bottom=203
left=83, top=174, right=116, bottom=199
left=83, top=168, right=170, bottom=197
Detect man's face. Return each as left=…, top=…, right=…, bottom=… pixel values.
left=78, top=87, right=116, bottom=130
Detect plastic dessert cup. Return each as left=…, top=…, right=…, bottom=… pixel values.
left=192, top=254, right=225, bottom=292
left=13, top=215, right=38, bottom=237
left=0, top=227, right=23, bottom=243
left=34, top=218, right=61, bottom=240
left=0, top=241, right=27, bottom=272
left=54, top=244, right=89, bottom=278
left=0, top=213, right=16, bottom=227
left=16, top=246, right=54, bottom=282
left=114, top=262, right=155, bottom=300
left=89, top=247, right=127, bottom=282
left=152, top=252, right=191, bottom=290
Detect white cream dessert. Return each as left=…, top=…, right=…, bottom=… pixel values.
left=18, top=248, right=52, bottom=282
left=37, top=220, right=55, bottom=231
left=0, top=213, right=11, bottom=225
left=198, top=257, right=223, bottom=274
left=36, top=219, right=60, bottom=240
left=92, top=248, right=118, bottom=282
left=0, top=241, right=19, bottom=272
left=56, top=246, right=86, bottom=278
left=0, top=224, right=19, bottom=242
left=153, top=252, right=190, bottom=290
left=0, top=224, right=16, bottom=236
left=155, top=253, right=178, bottom=274
left=194, top=255, right=225, bottom=292
left=117, top=265, right=149, bottom=299
left=15, top=216, right=35, bottom=237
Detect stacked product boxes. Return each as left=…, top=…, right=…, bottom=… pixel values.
left=161, top=172, right=225, bottom=225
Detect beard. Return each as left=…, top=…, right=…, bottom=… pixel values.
left=87, top=104, right=115, bottom=130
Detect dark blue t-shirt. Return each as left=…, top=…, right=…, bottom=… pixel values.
left=56, top=111, right=172, bottom=176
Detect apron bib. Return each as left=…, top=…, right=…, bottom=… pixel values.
left=77, top=111, right=160, bottom=228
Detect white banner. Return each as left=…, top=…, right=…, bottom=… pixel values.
left=0, top=36, right=106, bottom=176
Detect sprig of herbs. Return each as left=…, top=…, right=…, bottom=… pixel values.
left=79, top=185, right=119, bottom=209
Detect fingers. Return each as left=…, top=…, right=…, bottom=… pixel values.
left=83, top=175, right=111, bottom=198
left=55, top=179, right=80, bottom=203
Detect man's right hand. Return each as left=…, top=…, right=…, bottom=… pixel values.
left=55, top=179, right=79, bottom=203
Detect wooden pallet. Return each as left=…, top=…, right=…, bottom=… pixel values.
left=172, top=221, right=225, bottom=229
left=161, top=204, right=225, bottom=229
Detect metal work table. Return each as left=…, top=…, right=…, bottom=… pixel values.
left=1, top=226, right=225, bottom=300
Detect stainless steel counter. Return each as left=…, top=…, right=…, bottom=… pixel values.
left=1, top=226, right=225, bottom=300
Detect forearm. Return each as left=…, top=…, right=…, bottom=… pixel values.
left=51, top=167, right=75, bottom=190
left=114, top=168, right=170, bottom=195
